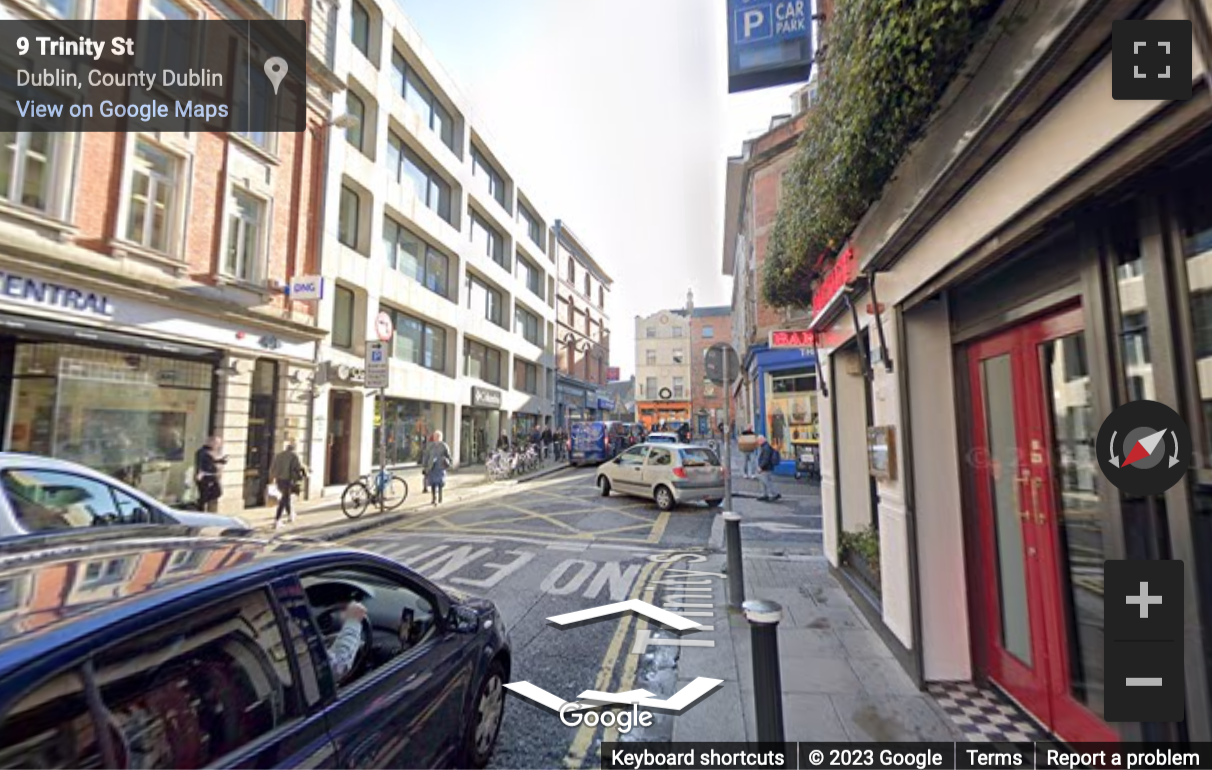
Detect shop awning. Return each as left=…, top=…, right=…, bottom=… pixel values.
left=0, top=312, right=217, bottom=358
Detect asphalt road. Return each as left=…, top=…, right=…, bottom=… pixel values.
left=334, top=465, right=822, bottom=768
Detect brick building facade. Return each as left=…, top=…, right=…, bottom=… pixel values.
left=688, top=306, right=732, bottom=436
left=0, top=0, right=338, bottom=510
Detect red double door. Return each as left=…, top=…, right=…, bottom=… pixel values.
left=967, top=306, right=1117, bottom=743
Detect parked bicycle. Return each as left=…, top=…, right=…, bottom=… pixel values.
left=341, top=469, right=409, bottom=519
left=486, top=445, right=542, bottom=481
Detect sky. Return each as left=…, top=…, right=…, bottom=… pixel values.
left=396, top=0, right=800, bottom=378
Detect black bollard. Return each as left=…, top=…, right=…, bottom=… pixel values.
left=723, top=511, right=745, bottom=609
left=743, top=599, right=785, bottom=744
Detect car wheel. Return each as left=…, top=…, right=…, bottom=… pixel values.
left=598, top=476, right=612, bottom=496
left=654, top=485, right=676, bottom=511
left=464, top=659, right=506, bottom=768
left=705, top=498, right=723, bottom=508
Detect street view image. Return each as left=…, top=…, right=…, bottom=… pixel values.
left=1, top=0, right=1212, bottom=768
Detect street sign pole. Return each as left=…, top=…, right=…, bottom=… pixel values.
left=379, top=387, right=387, bottom=513
left=723, top=352, right=733, bottom=512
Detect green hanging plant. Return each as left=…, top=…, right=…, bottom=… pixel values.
left=762, top=0, right=1004, bottom=308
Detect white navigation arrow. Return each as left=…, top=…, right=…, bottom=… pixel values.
left=1110, top=430, right=1119, bottom=467
left=1170, top=430, right=1181, bottom=469
left=547, top=599, right=705, bottom=632
left=636, top=677, right=724, bottom=711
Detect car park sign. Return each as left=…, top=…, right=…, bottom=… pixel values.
left=727, top=0, right=813, bottom=93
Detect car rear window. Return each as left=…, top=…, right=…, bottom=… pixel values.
left=680, top=448, right=720, bottom=467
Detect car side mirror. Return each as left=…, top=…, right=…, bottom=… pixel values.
left=449, top=605, right=479, bottom=634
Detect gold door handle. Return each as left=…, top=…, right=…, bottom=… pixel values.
left=1032, top=478, right=1044, bottom=525
left=1012, top=471, right=1031, bottom=521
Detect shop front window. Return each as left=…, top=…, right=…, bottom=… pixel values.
left=1111, top=207, right=1154, bottom=402
left=5, top=343, right=213, bottom=508
left=767, top=372, right=818, bottom=455
left=372, top=398, right=446, bottom=468
left=1179, top=180, right=1212, bottom=464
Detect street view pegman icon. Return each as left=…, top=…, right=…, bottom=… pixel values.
left=1112, top=19, right=1192, bottom=100
left=1096, top=399, right=1191, bottom=496
left=264, top=56, right=288, bottom=95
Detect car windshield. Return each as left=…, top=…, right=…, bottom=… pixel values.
left=679, top=448, right=719, bottom=467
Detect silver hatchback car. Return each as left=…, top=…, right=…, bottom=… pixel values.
left=0, top=453, right=248, bottom=539
left=596, top=443, right=726, bottom=511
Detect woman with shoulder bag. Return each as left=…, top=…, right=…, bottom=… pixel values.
left=422, top=431, right=452, bottom=506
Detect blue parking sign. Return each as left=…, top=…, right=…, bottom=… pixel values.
left=727, top=0, right=813, bottom=93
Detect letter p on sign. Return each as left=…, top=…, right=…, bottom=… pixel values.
left=743, top=8, right=764, bottom=37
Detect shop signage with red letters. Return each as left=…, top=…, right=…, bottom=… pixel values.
left=811, top=245, right=858, bottom=318
left=769, top=329, right=816, bottom=348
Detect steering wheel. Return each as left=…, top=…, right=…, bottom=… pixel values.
left=316, top=604, right=375, bottom=684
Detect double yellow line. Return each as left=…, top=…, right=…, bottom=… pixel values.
left=563, top=557, right=674, bottom=769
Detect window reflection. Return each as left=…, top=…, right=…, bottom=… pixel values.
left=1180, top=185, right=1212, bottom=464
left=1042, top=333, right=1104, bottom=718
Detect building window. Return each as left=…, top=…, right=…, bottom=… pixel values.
left=645, top=326, right=656, bottom=338
left=387, top=133, right=452, bottom=223
left=672, top=350, right=684, bottom=364
left=338, top=185, right=360, bottom=250
left=673, top=376, right=685, bottom=399
left=516, top=254, right=544, bottom=300
left=514, top=359, right=538, bottom=394
left=583, top=273, right=591, bottom=298
left=0, top=133, right=58, bottom=213
left=383, top=217, right=449, bottom=298
left=646, top=349, right=656, bottom=365
left=519, top=204, right=543, bottom=247
left=124, top=140, right=179, bottom=254
left=391, top=50, right=455, bottom=151
left=386, top=307, right=446, bottom=373
left=224, top=189, right=264, bottom=282
left=566, top=257, right=576, bottom=283
left=466, top=274, right=503, bottom=327
left=471, top=213, right=506, bottom=269
left=471, top=146, right=506, bottom=208
left=345, top=90, right=366, bottom=153
left=1191, top=293, right=1212, bottom=360
left=515, top=306, right=541, bottom=346
left=464, top=338, right=502, bottom=386
left=351, top=0, right=370, bottom=57
left=645, top=376, right=657, bottom=397
left=673, top=325, right=684, bottom=338
left=702, top=325, right=714, bottom=338
left=598, top=285, right=604, bottom=308
left=333, top=285, right=355, bottom=349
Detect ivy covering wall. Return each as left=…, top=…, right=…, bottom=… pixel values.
left=762, top=0, right=1004, bottom=308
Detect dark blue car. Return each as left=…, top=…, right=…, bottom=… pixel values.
left=0, top=528, right=511, bottom=769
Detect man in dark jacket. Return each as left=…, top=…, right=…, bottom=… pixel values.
left=194, top=436, right=227, bottom=511
left=541, top=425, right=553, bottom=459
left=755, top=435, right=782, bottom=502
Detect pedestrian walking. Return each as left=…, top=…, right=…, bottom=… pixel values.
left=741, top=425, right=758, bottom=479
left=422, top=430, right=452, bottom=505
left=755, top=435, right=782, bottom=502
left=269, top=441, right=308, bottom=529
left=541, top=424, right=553, bottom=460
left=194, top=435, right=228, bottom=512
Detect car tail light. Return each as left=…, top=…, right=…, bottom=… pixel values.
left=672, top=467, right=687, bottom=479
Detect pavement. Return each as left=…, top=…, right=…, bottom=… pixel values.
left=237, top=458, right=571, bottom=535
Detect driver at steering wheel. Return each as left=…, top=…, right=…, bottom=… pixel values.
left=327, top=600, right=368, bottom=681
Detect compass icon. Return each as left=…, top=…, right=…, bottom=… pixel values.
left=1097, top=400, right=1191, bottom=496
